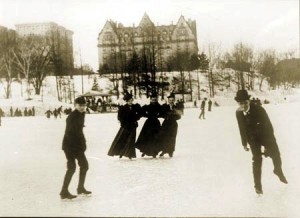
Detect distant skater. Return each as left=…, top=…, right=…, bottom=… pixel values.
left=60, top=97, right=91, bottom=199
left=199, top=98, right=207, bottom=119
left=235, top=90, right=288, bottom=195
left=45, top=109, right=52, bottom=119
left=108, top=91, right=141, bottom=159
left=208, top=99, right=212, bottom=111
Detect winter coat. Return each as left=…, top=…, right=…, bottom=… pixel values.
left=108, top=103, right=141, bottom=158
left=62, top=109, right=86, bottom=154
left=158, top=103, right=181, bottom=154
left=236, top=103, right=275, bottom=147
left=118, top=104, right=142, bottom=129
left=135, top=102, right=163, bottom=156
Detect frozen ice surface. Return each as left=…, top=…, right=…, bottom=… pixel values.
left=0, top=103, right=299, bottom=217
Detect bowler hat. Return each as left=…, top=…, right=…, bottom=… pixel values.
left=75, top=96, right=86, bottom=105
left=234, top=90, right=251, bottom=102
left=123, top=91, right=133, bottom=101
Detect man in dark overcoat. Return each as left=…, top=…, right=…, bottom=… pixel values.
left=60, top=96, right=91, bottom=199
left=158, top=93, right=181, bottom=158
left=235, top=90, right=288, bottom=195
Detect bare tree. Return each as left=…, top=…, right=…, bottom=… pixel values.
left=206, top=43, right=223, bottom=96
left=30, top=42, right=52, bottom=95
left=0, top=29, right=17, bottom=99
left=13, top=35, right=38, bottom=99
left=252, top=49, right=277, bottom=90
left=225, top=42, right=253, bottom=90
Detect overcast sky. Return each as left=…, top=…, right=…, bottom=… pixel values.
left=0, top=0, right=298, bottom=71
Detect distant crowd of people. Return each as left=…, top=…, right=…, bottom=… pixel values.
left=45, top=106, right=74, bottom=119
left=0, top=106, right=36, bottom=118
left=84, top=96, right=117, bottom=113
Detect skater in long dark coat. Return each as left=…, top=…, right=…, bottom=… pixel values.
left=108, top=91, right=141, bottom=159
left=158, top=93, right=181, bottom=158
left=60, top=97, right=91, bottom=199
left=135, top=91, right=163, bottom=158
left=208, top=99, right=212, bottom=111
left=235, top=90, right=288, bottom=195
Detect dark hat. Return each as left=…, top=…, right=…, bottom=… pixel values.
left=234, top=90, right=251, bottom=102
left=123, top=91, right=133, bottom=101
left=167, top=92, right=175, bottom=99
left=75, top=96, right=86, bottom=105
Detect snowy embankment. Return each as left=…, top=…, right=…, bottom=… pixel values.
left=0, top=102, right=299, bottom=217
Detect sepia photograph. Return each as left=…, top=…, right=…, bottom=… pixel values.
left=0, top=0, right=299, bottom=217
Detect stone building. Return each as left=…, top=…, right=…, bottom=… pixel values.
left=97, top=13, right=198, bottom=74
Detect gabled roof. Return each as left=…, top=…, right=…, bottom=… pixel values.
left=98, top=20, right=118, bottom=37
left=139, top=13, right=154, bottom=27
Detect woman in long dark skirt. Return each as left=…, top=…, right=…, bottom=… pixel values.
left=108, top=92, right=141, bottom=159
left=158, top=93, right=181, bottom=158
left=135, top=92, right=163, bottom=158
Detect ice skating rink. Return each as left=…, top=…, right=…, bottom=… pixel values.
left=0, top=103, right=299, bottom=217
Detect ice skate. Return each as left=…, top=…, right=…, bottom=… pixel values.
left=255, top=187, right=263, bottom=195
left=273, top=170, right=288, bottom=184
left=60, top=191, right=77, bottom=200
left=77, top=188, right=92, bottom=195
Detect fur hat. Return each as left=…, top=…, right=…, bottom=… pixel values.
left=75, top=97, right=86, bottom=105
left=123, top=91, right=133, bottom=101
left=150, top=90, right=158, bottom=98
left=234, top=90, right=251, bottom=102
left=167, top=92, right=175, bottom=99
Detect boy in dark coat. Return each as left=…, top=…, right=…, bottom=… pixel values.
left=60, top=97, right=91, bottom=199
left=235, top=90, right=287, bottom=195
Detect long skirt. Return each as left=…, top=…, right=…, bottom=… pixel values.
left=135, top=118, right=161, bottom=157
left=108, top=127, right=136, bottom=158
left=158, top=119, right=178, bottom=155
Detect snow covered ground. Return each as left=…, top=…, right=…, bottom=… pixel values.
left=0, top=102, right=300, bottom=217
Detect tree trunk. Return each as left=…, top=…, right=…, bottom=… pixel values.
left=197, top=70, right=200, bottom=100
left=55, top=76, right=61, bottom=101
left=240, top=71, right=245, bottom=90
left=180, top=70, right=185, bottom=102
left=259, top=77, right=264, bottom=91
left=210, top=69, right=214, bottom=97
left=188, top=71, right=193, bottom=101
left=34, top=79, right=41, bottom=95
left=133, top=72, right=137, bottom=98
